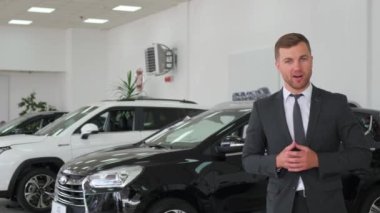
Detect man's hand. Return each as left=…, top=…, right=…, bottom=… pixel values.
left=276, top=142, right=319, bottom=172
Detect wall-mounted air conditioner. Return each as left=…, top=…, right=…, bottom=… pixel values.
left=145, top=43, right=176, bottom=76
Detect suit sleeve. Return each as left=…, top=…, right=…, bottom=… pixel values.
left=317, top=95, right=372, bottom=178
left=242, top=101, right=278, bottom=178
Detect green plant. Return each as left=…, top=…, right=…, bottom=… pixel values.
left=18, top=92, right=56, bottom=116
left=115, top=70, right=139, bottom=100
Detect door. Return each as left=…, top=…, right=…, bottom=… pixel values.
left=70, top=108, right=141, bottom=158
left=210, top=124, right=267, bottom=213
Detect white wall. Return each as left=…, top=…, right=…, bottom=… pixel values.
left=0, top=26, right=68, bottom=120
left=370, top=0, right=380, bottom=109
left=107, top=0, right=375, bottom=108
left=188, top=0, right=280, bottom=104
left=190, top=0, right=369, bottom=106
left=0, top=27, right=107, bottom=118
left=107, top=3, right=190, bottom=101
left=0, top=75, right=9, bottom=122
left=305, top=0, right=368, bottom=106
left=0, top=70, right=65, bottom=119
left=64, top=29, right=108, bottom=110
left=0, top=26, right=66, bottom=72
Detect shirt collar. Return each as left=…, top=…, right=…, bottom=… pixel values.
left=283, top=83, right=313, bottom=102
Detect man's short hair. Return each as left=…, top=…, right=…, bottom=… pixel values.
left=274, top=33, right=311, bottom=59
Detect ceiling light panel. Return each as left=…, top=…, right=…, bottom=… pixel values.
left=113, top=5, right=142, bottom=12
left=8, top=19, right=33, bottom=25
left=28, top=7, right=55, bottom=13
left=84, top=18, right=108, bottom=24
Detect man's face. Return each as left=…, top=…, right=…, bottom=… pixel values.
left=275, top=42, right=313, bottom=94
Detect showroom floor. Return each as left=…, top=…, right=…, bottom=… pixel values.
left=0, top=199, right=27, bottom=213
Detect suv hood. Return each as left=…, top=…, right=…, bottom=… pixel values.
left=0, top=134, right=46, bottom=146
left=62, top=144, right=178, bottom=176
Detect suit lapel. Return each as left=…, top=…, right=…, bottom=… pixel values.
left=306, top=86, right=322, bottom=145
left=274, top=90, right=293, bottom=144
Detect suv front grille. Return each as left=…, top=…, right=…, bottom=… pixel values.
left=56, top=174, right=86, bottom=207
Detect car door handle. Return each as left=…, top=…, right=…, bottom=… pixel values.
left=58, top=144, right=70, bottom=147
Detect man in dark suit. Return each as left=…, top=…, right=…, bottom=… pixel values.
left=242, top=33, right=371, bottom=213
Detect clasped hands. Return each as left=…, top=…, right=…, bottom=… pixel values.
left=276, top=142, right=319, bottom=172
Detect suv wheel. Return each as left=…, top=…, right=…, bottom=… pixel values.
left=359, top=186, right=380, bottom=213
left=16, top=168, right=56, bottom=213
left=147, top=198, right=197, bottom=213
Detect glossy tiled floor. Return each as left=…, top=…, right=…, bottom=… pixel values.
left=0, top=199, right=28, bottom=213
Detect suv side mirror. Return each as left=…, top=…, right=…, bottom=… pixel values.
left=216, top=135, right=244, bottom=154
left=81, top=123, right=99, bottom=139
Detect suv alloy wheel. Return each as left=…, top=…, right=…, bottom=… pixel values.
left=16, top=168, right=56, bottom=212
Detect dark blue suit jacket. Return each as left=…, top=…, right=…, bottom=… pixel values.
left=242, top=86, right=371, bottom=213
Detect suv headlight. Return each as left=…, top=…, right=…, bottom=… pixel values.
left=88, top=165, right=142, bottom=188
left=0, top=146, right=11, bottom=154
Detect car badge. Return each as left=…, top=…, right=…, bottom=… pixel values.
left=59, top=175, right=68, bottom=185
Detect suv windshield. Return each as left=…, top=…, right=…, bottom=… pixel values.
left=145, top=108, right=251, bottom=149
left=35, top=106, right=98, bottom=136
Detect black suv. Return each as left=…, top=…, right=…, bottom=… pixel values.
left=52, top=102, right=380, bottom=213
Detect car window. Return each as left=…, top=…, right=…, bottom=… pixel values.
left=18, top=118, right=43, bottom=134
left=145, top=109, right=251, bottom=149
left=143, top=108, right=181, bottom=130
left=36, top=106, right=98, bottom=136
left=0, top=114, right=31, bottom=135
left=229, top=124, right=249, bottom=140
left=0, top=113, right=65, bottom=136
left=85, top=108, right=135, bottom=132
left=42, top=114, right=62, bottom=127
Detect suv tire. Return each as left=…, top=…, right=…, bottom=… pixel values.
left=147, top=198, right=197, bottom=213
left=16, top=168, right=56, bottom=213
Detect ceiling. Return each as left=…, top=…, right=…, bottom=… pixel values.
left=0, top=0, right=188, bottom=30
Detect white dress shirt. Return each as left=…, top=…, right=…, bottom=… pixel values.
left=282, top=84, right=312, bottom=191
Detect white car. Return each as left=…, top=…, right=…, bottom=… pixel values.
left=0, top=98, right=205, bottom=213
